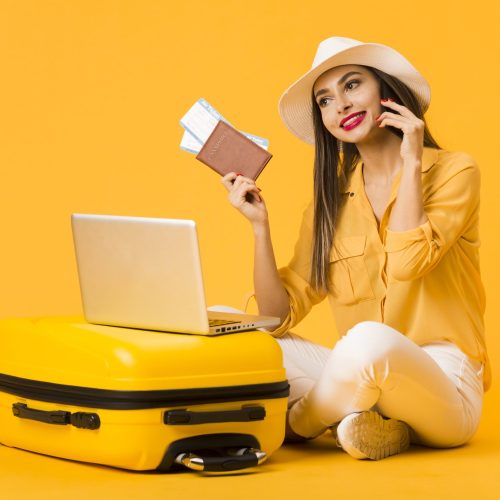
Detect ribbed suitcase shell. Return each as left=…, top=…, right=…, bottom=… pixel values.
left=0, top=317, right=288, bottom=471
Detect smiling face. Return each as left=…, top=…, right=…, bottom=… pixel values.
left=313, top=64, right=384, bottom=144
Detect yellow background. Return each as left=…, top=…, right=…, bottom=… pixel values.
left=1, top=1, right=500, bottom=497
left=1, top=0, right=499, bottom=386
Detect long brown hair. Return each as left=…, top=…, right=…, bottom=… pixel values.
left=310, top=65, right=441, bottom=293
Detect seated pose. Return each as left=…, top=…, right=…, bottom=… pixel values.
left=221, top=36, right=490, bottom=460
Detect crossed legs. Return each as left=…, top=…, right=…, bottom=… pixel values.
left=282, top=321, right=483, bottom=448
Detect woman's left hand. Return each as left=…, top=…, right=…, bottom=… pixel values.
left=376, top=99, right=424, bottom=166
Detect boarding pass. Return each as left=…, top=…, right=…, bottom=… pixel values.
left=180, top=98, right=269, bottom=154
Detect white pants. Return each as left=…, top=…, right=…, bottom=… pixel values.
left=209, top=307, right=484, bottom=448
left=279, top=321, right=484, bottom=447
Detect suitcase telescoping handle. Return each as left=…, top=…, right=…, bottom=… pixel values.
left=175, top=447, right=267, bottom=472
left=12, top=403, right=100, bottom=430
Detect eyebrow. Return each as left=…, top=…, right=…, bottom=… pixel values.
left=314, top=71, right=363, bottom=100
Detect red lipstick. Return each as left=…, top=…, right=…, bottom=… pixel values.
left=341, top=112, right=366, bottom=131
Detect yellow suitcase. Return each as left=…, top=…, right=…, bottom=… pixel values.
left=0, top=317, right=288, bottom=472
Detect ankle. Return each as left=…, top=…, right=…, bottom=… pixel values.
left=285, top=416, right=310, bottom=442
left=287, top=392, right=330, bottom=439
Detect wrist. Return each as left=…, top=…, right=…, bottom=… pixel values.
left=403, top=160, right=422, bottom=172
left=252, top=219, right=270, bottom=238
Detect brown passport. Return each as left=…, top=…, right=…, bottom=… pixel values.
left=196, top=120, right=272, bottom=180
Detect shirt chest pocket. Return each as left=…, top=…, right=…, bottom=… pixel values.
left=329, top=235, right=375, bottom=305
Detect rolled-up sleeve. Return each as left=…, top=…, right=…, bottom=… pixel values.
left=384, top=162, right=480, bottom=282
left=267, top=204, right=326, bottom=337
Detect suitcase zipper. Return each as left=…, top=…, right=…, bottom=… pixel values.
left=0, top=373, right=289, bottom=410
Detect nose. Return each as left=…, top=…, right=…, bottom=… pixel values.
left=336, top=94, right=352, bottom=114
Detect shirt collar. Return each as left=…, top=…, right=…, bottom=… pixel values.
left=343, top=147, right=439, bottom=194
left=421, top=147, right=439, bottom=172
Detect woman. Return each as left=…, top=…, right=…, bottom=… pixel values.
left=220, top=37, right=490, bottom=460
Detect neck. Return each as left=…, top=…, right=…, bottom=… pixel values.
left=355, top=132, right=404, bottom=185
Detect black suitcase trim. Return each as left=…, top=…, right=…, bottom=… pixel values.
left=0, top=372, right=289, bottom=410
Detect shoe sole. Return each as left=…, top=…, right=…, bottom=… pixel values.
left=337, top=411, right=410, bottom=460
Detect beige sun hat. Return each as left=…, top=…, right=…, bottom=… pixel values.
left=278, top=36, right=431, bottom=144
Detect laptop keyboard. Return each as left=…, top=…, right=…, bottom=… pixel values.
left=209, top=318, right=241, bottom=327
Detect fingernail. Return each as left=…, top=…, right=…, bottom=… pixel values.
left=236, top=172, right=243, bottom=176
left=375, top=114, right=381, bottom=120
left=381, top=98, right=388, bottom=102
left=388, top=98, right=395, bottom=102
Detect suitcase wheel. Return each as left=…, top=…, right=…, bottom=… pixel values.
left=175, top=447, right=267, bottom=472
left=158, top=433, right=263, bottom=472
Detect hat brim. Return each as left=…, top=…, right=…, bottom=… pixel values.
left=278, top=43, right=430, bottom=144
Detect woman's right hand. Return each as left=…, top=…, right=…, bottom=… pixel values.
left=221, top=172, right=269, bottom=225
left=222, top=172, right=289, bottom=324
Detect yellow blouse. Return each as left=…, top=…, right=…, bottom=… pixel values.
left=271, top=147, right=490, bottom=390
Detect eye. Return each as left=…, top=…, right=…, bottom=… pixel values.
left=318, top=97, right=331, bottom=108
left=346, top=79, right=360, bottom=91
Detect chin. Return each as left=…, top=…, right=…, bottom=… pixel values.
left=339, top=132, right=365, bottom=144
left=341, top=126, right=380, bottom=144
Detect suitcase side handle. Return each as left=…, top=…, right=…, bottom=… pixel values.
left=164, top=405, right=265, bottom=425
left=12, top=403, right=100, bottom=430
left=175, top=447, right=267, bottom=472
